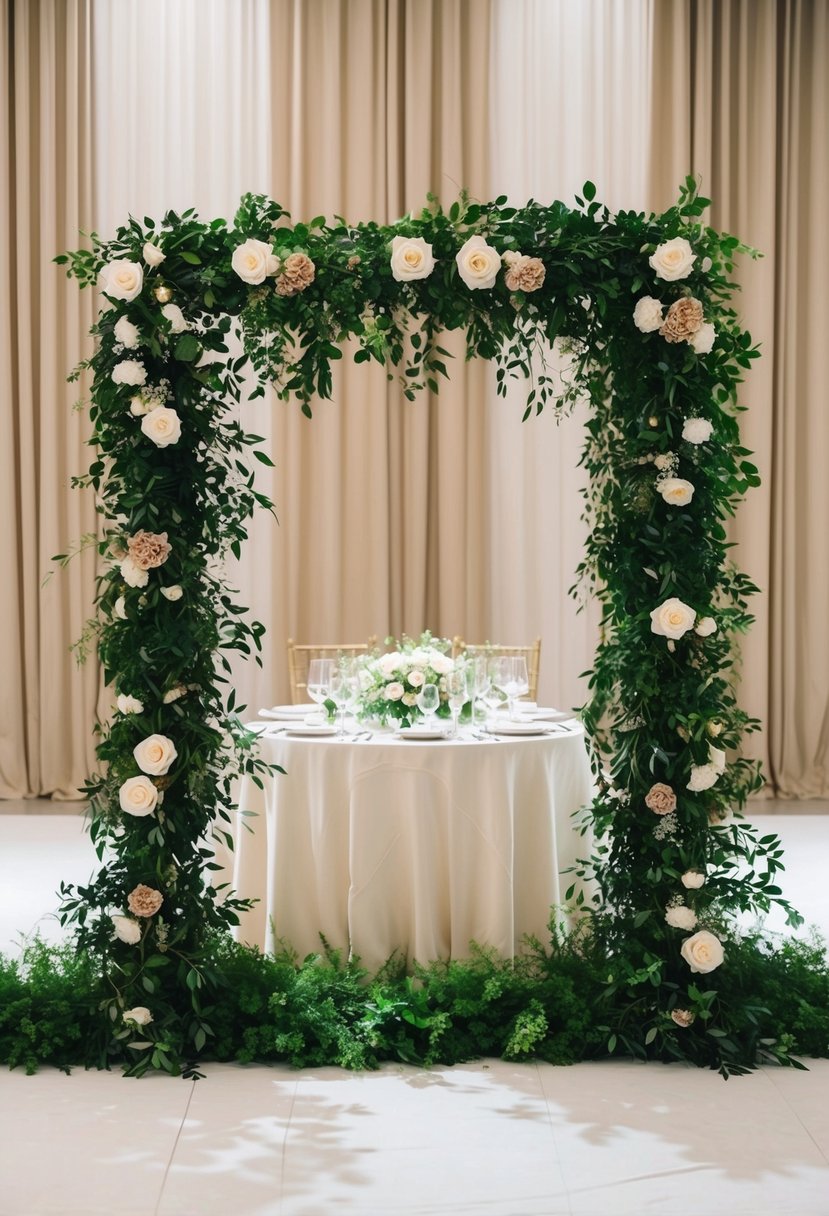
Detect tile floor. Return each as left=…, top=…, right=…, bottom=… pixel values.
left=1, top=800, right=828, bottom=1216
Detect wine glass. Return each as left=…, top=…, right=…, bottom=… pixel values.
left=329, top=658, right=356, bottom=737
left=465, top=655, right=490, bottom=726
left=487, top=657, right=512, bottom=722
left=445, top=666, right=467, bottom=737
left=505, top=656, right=529, bottom=719
left=306, top=658, right=334, bottom=717
left=415, top=682, right=440, bottom=731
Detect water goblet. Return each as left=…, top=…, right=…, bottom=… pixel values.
left=445, top=666, right=467, bottom=737
left=505, top=656, right=529, bottom=720
left=329, top=658, right=357, bottom=737
left=415, top=682, right=440, bottom=731
left=306, top=658, right=334, bottom=718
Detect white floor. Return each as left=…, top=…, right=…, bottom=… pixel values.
left=1, top=801, right=828, bottom=1216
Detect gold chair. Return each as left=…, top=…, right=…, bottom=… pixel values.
left=286, top=638, right=377, bottom=703
left=451, top=636, right=542, bottom=702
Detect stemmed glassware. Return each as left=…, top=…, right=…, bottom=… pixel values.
left=505, top=656, right=529, bottom=719
left=306, top=658, right=334, bottom=717
left=415, top=682, right=440, bottom=731
left=328, top=657, right=358, bottom=737
left=445, top=665, right=467, bottom=737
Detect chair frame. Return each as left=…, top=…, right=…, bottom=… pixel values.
left=286, top=638, right=377, bottom=703
left=451, top=636, right=542, bottom=702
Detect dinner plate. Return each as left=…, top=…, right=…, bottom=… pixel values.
left=396, top=727, right=451, bottom=740
left=527, top=708, right=573, bottom=723
left=259, top=704, right=318, bottom=720
left=283, top=723, right=339, bottom=736
left=485, top=721, right=551, bottom=736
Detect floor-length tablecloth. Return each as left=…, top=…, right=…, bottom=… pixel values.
left=228, top=727, right=594, bottom=972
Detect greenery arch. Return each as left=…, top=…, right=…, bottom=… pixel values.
left=8, top=179, right=827, bottom=1080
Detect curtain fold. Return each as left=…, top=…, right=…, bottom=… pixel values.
left=649, top=0, right=829, bottom=797
left=0, top=0, right=98, bottom=798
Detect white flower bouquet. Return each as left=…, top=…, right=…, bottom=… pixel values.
left=357, top=632, right=455, bottom=728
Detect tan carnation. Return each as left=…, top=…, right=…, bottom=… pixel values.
left=127, top=884, right=164, bottom=918
left=127, top=530, right=171, bottom=571
left=504, top=255, right=546, bottom=293
left=275, top=253, right=316, bottom=297
left=659, top=297, right=704, bottom=343
left=645, top=782, right=677, bottom=815
left=670, top=1008, right=695, bottom=1027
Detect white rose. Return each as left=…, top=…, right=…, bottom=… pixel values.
left=633, top=297, right=664, bottom=333
left=161, top=585, right=183, bottom=601
left=695, top=617, right=717, bottom=637
left=709, top=745, right=726, bottom=774
left=111, top=915, right=142, bottom=945
left=385, top=682, right=405, bottom=701
left=682, top=417, right=713, bottom=445
left=116, top=693, right=144, bottom=715
left=129, top=393, right=150, bottom=417
left=112, top=360, right=147, bottom=387
left=687, top=762, right=720, bottom=792
left=659, top=478, right=695, bottom=507
left=649, top=237, right=696, bottom=281
left=143, top=241, right=166, bottom=267
left=390, top=235, right=435, bottom=282
left=161, top=303, right=188, bottom=333
left=429, top=653, right=454, bottom=675
left=114, top=316, right=141, bottom=349
left=134, top=733, right=178, bottom=776
left=680, top=930, right=724, bottom=974
left=119, top=775, right=158, bottom=817
left=681, top=870, right=706, bottom=889
left=141, top=406, right=182, bottom=448
left=650, top=597, right=696, bottom=640
left=123, top=1006, right=153, bottom=1026
left=408, top=670, right=425, bottom=688
left=120, top=556, right=149, bottom=588
left=689, top=322, right=716, bottom=354
left=163, top=685, right=187, bottom=704
left=231, top=238, right=274, bottom=285
left=101, top=259, right=144, bottom=302
left=455, top=235, right=500, bottom=290
left=266, top=253, right=280, bottom=276
left=378, top=652, right=403, bottom=677
left=114, top=596, right=128, bottom=620
left=402, top=692, right=417, bottom=706
left=665, top=904, right=698, bottom=931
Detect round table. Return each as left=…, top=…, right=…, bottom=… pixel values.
left=227, top=723, right=594, bottom=972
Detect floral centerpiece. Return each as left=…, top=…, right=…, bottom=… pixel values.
left=357, top=632, right=455, bottom=728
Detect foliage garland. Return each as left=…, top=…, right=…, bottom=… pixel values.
left=14, top=177, right=821, bottom=1078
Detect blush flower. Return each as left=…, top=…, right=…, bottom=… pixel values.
left=645, top=782, right=677, bottom=815
left=127, top=884, right=164, bottom=918
left=127, top=530, right=172, bottom=570
left=503, top=255, right=546, bottom=293
left=275, top=253, right=316, bottom=296
left=659, top=297, right=704, bottom=343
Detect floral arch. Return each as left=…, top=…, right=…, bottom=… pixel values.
left=28, top=178, right=822, bottom=1079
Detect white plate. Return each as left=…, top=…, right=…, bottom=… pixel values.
left=485, top=721, right=551, bottom=736
left=259, top=704, right=318, bottom=720
left=283, top=723, right=339, bottom=737
left=396, top=727, right=451, bottom=741
left=528, top=708, right=574, bottom=723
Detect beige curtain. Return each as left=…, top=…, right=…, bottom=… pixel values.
left=231, top=0, right=492, bottom=712
left=649, top=0, right=829, bottom=798
left=0, top=0, right=98, bottom=799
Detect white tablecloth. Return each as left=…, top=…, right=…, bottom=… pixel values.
left=228, top=726, right=594, bottom=972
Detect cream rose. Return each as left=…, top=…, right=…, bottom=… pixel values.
left=681, top=870, right=706, bottom=889
left=231, top=238, right=274, bottom=285
left=114, top=596, right=128, bottom=620
left=659, top=478, right=695, bottom=507
left=429, top=653, right=454, bottom=675
left=390, top=235, right=435, bottom=282
left=161, top=303, right=188, bottom=333
left=665, top=904, right=698, bottom=931
left=687, top=762, right=719, bottom=792
left=402, top=692, right=417, bottom=707
left=633, top=296, right=664, bottom=333
left=649, top=237, right=696, bottom=281
left=116, top=693, right=144, bottom=715
left=680, top=930, right=724, bottom=974
left=143, top=241, right=166, bottom=267
left=141, top=406, right=182, bottom=448
left=455, top=235, right=500, bottom=290
left=101, top=259, right=144, bottom=302
left=120, top=556, right=149, bottom=589
left=650, top=597, right=696, bottom=640
left=682, top=417, right=713, bottom=444
left=407, top=671, right=425, bottom=688
left=111, top=915, right=142, bottom=945
left=695, top=617, right=717, bottom=637
left=123, top=1006, right=153, bottom=1026
left=161, top=584, right=183, bottom=601
left=134, top=733, right=177, bottom=776
left=119, top=775, right=158, bottom=817
left=114, top=316, right=141, bottom=349
left=112, top=360, right=147, bottom=387
left=385, top=682, right=405, bottom=701
left=689, top=322, right=716, bottom=354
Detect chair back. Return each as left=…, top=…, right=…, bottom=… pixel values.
left=287, top=638, right=377, bottom=703
left=451, top=636, right=542, bottom=702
